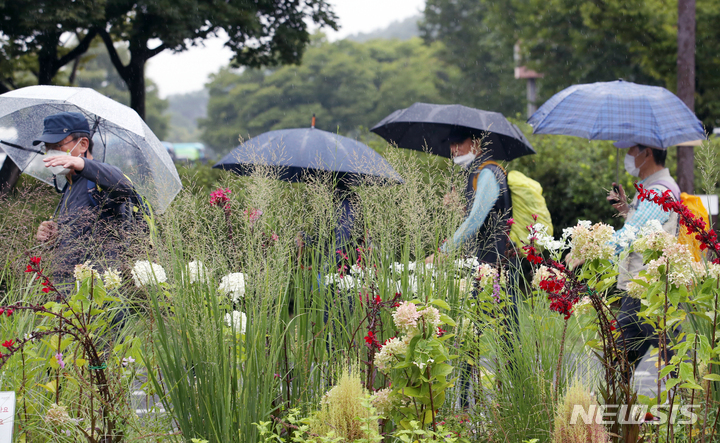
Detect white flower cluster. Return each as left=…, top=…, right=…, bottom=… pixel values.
left=375, top=301, right=443, bottom=374
left=454, top=257, right=480, bottom=270
left=374, top=336, right=409, bottom=372
left=530, top=223, right=567, bottom=252
left=568, top=221, right=615, bottom=262
left=102, top=269, right=122, bottom=290
left=370, top=387, right=395, bottom=416
left=224, top=310, right=247, bottom=334
left=74, top=261, right=97, bottom=282
left=633, top=225, right=675, bottom=254
left=185, top=260, right=209, bottom=284
left=218, top=272, right=246, bottom=302
left=613, top=224, right=638, bottom=249
left=131, top=260, right=167, bottom=287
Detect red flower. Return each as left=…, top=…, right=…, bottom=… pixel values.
left=373, top=295, right=382, bottom=305
left=506, top=218, right=516, bottom=227
left=30, top=257, right=41, bottom=266
left=532, top=214, right=539, bottom=221
left=609, top=319, right=617, bottom=332
left=437, top=327, right=446, bottom=337
left=42, top=287, right=50, bottom=293
left=1, top=340, right=13, bottom=348
left=209, top=188, right=231, bottom=207
left=364, top=331, right=380, bottom=348
left=5, top=309, right=12, bottom=317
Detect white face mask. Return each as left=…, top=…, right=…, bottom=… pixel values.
left=623, top=151, right=647, bottom=177
left=44, top=148, right=72, bottom=176
left=453, top=152, right=477, bottom=168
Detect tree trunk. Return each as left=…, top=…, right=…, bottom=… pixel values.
left=127, top=61, right=146, bottom=120
left=0, top=156, right=22, bottom=197
left=37, top=32, right=60, bottom=85
left=677, top=0, right=696, bottom=194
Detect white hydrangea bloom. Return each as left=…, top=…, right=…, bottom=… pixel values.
left=224, top=311, right=247, bottom=334
left=613, top=224, right=638, bottom=249
left=74, top=261, right=96, bottom=282
left=218, top=273, right=246, bottom=302
left=185, top=260, right=209, bottom=284
left=390, top=262, right=405, bottom=274
left=131, top=260, right=167, bottom=287
left=101, top=269, right=122, bottom=290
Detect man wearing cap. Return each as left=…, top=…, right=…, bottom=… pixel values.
left=606, top=141, right=679, bottom=373
left=34, top=112, right=137, bottom=282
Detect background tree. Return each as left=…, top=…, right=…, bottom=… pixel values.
left=70, top=41, right=169, bottom=139
left=0, top=0, right=102, bottom=88
left=200, top=36, right=462, bottom=155
left=98, top=0, right=337, bottom=119
left=420, top=0, right=525, bottom=116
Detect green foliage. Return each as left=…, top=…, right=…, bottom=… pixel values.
left=200, top=36, right=462, bottom=155
left=420, top=0, right=525, bottom=116
left=427, top=0, right=720, bottom=128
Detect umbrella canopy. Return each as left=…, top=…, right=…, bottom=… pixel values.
left=213, top=127, right=403, bottom=184
left=0, top=85, right=181, bottom=213
left=527, top=80, right=706, bottom=148
left=370, top=102, right=535, bottom=160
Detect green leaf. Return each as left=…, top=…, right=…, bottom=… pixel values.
left=703, top=374, right=720, bottom=382
left=439, top=313, right=456, bottom=327
left=430, top=299, right=450, bottom=310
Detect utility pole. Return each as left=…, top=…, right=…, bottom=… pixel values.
left=677, top=0, right=696, bottom=193
left=514, top=43, right=543, bottom=119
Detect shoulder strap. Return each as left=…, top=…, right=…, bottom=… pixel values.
left=472, top=160, right=506, bottom=191
left=647, top=179, right=680, bottom=201
left=86, top=179, right=99, bottom=207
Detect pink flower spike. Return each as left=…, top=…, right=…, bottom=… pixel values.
left=55, top=353, right=65, bottom=369
left=507, top=218, right=516, bottom=227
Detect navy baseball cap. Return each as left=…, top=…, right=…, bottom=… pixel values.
left=32, top=112, right=91, bottom=146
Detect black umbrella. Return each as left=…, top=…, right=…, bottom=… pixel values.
left=213, top=125, right=402, bottom=184
left=371, top=102, right=535, bottom=160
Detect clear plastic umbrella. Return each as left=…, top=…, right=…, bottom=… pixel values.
left=0, top=85, right=181, bottom=213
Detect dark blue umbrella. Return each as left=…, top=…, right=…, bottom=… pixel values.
left=213, top=126, right=402, bottom=184
left=371, top=102, right=535, bottom=160
left=528, top=80, right=706, bottom=148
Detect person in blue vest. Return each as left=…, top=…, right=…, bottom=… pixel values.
left=34, top=112, right=138, bottom=284
left=426, top=128, right=513, bottom=265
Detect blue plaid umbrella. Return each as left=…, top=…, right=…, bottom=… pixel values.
left=528, top=80, right=705, bottom=148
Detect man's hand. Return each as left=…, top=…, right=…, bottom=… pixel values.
left=43, top=155, right=85, bottom=173
left=607, top=182, right=629, bottom=217
left=36, top=220, right=58, bottom=242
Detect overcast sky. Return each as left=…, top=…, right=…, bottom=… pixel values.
left=146, top=0, right=426, bottom=97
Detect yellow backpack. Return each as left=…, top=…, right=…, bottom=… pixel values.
left=473, top=161, right=553, bottom=252
left=678, top=192, right=711, bottom=262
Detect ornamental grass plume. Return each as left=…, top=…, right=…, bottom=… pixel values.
left=310, top=367, right=379, bottom=442
left=552, top=381, right=610, bottom=443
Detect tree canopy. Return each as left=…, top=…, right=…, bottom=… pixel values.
left=422, top=0, right=720, bottom=128
left=200, top=36, right=462, bottom=155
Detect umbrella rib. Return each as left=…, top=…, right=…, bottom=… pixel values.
left=0, top=140, right=42, bottom=154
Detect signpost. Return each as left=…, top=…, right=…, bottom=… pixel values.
left=0, top=392, right=15, bottom=442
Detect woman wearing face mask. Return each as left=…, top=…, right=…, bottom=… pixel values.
left=606, top=141, right=680, bottom=377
